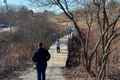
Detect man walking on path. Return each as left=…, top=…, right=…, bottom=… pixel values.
left=56, top=40, right=60, bottom=53
left=32, top=42, right=51, bottom=80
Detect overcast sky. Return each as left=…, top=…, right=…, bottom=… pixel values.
left=0, top=0, right=80, bottom=13
left=0, top=0, right=120, bottom=13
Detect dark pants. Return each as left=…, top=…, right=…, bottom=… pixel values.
left=36, top=63, right=47, bottom=80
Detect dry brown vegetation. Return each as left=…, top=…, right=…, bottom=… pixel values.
left=0, top=8, right=61, bottom=78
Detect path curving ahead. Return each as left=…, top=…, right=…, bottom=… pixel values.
left=19, top=35, right=69, bottom=80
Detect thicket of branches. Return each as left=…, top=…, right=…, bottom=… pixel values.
left=81, top=0, right=120, bottom=79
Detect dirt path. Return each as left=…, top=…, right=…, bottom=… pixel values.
left=19, top=35, right=69, bottom=80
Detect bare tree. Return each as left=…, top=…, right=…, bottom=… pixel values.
left=92, top=0, right=120, bottom=80
left=81, top=0, right=120, bottom=79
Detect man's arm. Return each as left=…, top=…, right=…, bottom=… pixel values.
left=46, top=50, right=51, bottom=61
left=32, top=51, right=38, bottom=63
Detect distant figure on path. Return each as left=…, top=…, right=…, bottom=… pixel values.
left=56, top=40, right=60, bottom=53
left=32, top=42, right=51, bottom=80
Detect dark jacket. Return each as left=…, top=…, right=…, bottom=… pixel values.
left=32, top=48, right=51, bottom=64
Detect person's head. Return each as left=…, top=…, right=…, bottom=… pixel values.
left=39, top=42, right=43, bottom=48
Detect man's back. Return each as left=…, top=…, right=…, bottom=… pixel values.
left=32, top=42, right=50, bottom=80
left=32, top=48, right=50, bottom=63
